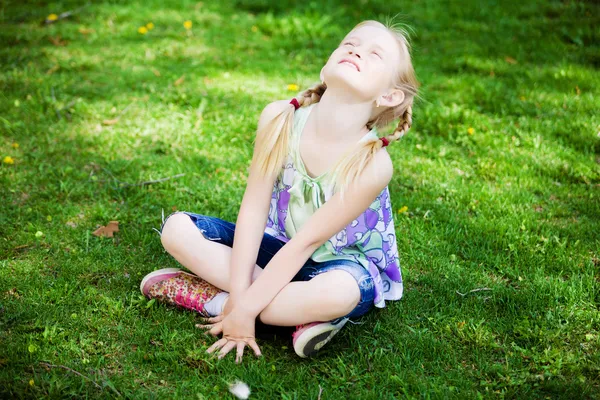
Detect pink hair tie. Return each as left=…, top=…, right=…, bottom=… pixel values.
left=380, top=137, right=390, bottom=147
left=290, top=98, right=300, bottom=110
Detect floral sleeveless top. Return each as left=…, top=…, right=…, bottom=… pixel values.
left=264, top=103, right=404, bottom=308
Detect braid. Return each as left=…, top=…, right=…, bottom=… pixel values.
left=297, top=82, right=327, bottom=107
left=380, top=104, right=413, bottom=146
left=252, top=82, right=327, bottom=178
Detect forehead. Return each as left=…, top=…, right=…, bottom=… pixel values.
left=343, top=25, right=398, bottom=52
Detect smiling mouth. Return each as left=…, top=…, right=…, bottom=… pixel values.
left=339, top=60, right=359, bottom=71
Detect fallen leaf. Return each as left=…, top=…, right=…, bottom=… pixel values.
left=102, top=118, right=119, bottom=125
left=48, top=36, right=68, bottom=46
left=46, top=65, right=60, bottom=75
left=575, top=86, right=581, bottom=96
left=504, top=56, right=517, bottom=64
left=78, top=27, right=95, bottom=35
left=66, top=221, right=78, bottom=228
left=151, top=68, right=161, bottom=77
left=174, top=75, right=185, bottom=86
left=93, top=221, right=119, bottom=238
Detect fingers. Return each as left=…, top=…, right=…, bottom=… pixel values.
left=206, top=338, right=228, bottom=354
left=248, top=339, right=262, bottom=357
left=206, top=338, right=260, bottom=362
left=235, top=342, right=245, bottom=364
left=209, top=322, right=223, bottom=337
left=217, top=340, right=237, bottom=359
left=195, top=321, right=224, bottom=337
left=203, top=315, right=224, bottom=324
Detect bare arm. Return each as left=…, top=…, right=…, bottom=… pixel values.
left=228, top=100, right=291, bottom=295
left=236, top=148, right=395, bottom=317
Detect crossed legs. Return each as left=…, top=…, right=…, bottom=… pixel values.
left=159, top=213, right=360, bottom=326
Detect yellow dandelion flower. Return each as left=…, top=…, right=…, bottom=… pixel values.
left=12, top=143, right=19, bottom=149
left=519, top=96, right=526, bottom=101
left=146, top=22, right=154, bottom=30
left=251, top=25, right=258, bottom=33
left=398, top=206, right=408, bottom=214
left=467, top=127, right=475, bottom=135
left=183, top=20, right=192, bottom=30
left=138, top=26, right=148, bottom=34
left=47, top=14, right=58, bottom=21
left=47, top=215, right=52, bottom=222
left=3, top=156, right=14, bottom=165
left=287, top=84, right=299, bottom=91
left=29, top=379, right=35, bottom=386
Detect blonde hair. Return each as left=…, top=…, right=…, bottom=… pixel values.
left=253, top=20, right=420, bottom=198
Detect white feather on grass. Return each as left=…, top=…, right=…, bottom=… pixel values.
left=228, top=380, right=251, bottom=399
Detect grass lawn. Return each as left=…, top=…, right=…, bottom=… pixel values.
left=1, top=0, right=599, bottom=398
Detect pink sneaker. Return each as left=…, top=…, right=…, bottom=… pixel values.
left=292, top=318, right=349, bottom=358
left=140, top=268, right=222, bottom=317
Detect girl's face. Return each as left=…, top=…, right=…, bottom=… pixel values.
left=321, top=25, right=401, bottom=102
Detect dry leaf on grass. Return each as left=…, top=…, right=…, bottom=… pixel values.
left=174, top=75, right=185, bottom=86
left=46, top=65, right=60, bottom=75
left=48, top=36, right=68, bottom=46
left=102, top=118, right=120, bottom=126
left=93, top=221, right=119, bottom=238
left=78, top=27, right=95, bottom=35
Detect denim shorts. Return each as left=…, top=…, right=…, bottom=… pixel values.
left=157, top=211, right=375, bottom=319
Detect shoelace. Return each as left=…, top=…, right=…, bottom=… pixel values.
left=175, top=288, right=207, bottom=314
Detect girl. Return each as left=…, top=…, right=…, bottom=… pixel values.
left=140, top=19, right=419, bottom=363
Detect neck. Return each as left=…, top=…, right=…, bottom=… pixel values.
left=311, top=89, right=373, bottom=141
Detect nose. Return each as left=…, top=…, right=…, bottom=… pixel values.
left=348, top=49, right=361, bottom=59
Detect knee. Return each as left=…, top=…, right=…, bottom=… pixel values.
left=160, top=212, right=193, bottom=251
left=331, top=286, right=361, bottom=317
left=318, top=271, right=361, bottom=317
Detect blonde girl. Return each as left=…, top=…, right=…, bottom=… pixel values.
left=140, top=19, right=420, bottom=362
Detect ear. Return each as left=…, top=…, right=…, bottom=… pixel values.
left=377, top=89, right=405, bottom=108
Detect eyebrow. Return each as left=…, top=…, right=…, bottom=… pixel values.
left=345, top=36, right=387, bottom=54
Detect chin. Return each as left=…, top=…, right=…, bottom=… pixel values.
left=323, top=73, right=372, bottom=101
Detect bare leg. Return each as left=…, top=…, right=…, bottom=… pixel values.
left=160, top=213, right=263, bottom=291
left=160, top=213, right=361, bottom=326
left=257, top=270, right=360, bottom=326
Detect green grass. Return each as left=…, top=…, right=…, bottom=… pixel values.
left=1, top=0, right=599, bottom=398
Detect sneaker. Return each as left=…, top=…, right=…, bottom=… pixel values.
left=292, top=317, right=349, bottom=358
left=140, top=268, right=222, bottom=317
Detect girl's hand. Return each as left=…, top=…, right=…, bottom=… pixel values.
left=204, top=307, right=262, bottom=363
left=195, top=293, right=239, bottom=336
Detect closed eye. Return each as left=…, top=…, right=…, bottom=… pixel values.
left=372, top=52, right=382, bottom=59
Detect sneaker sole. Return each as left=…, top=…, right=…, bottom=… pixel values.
left=293, top=320, right=347, bottom=358
left=139, top=268, right=183, bottom=296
